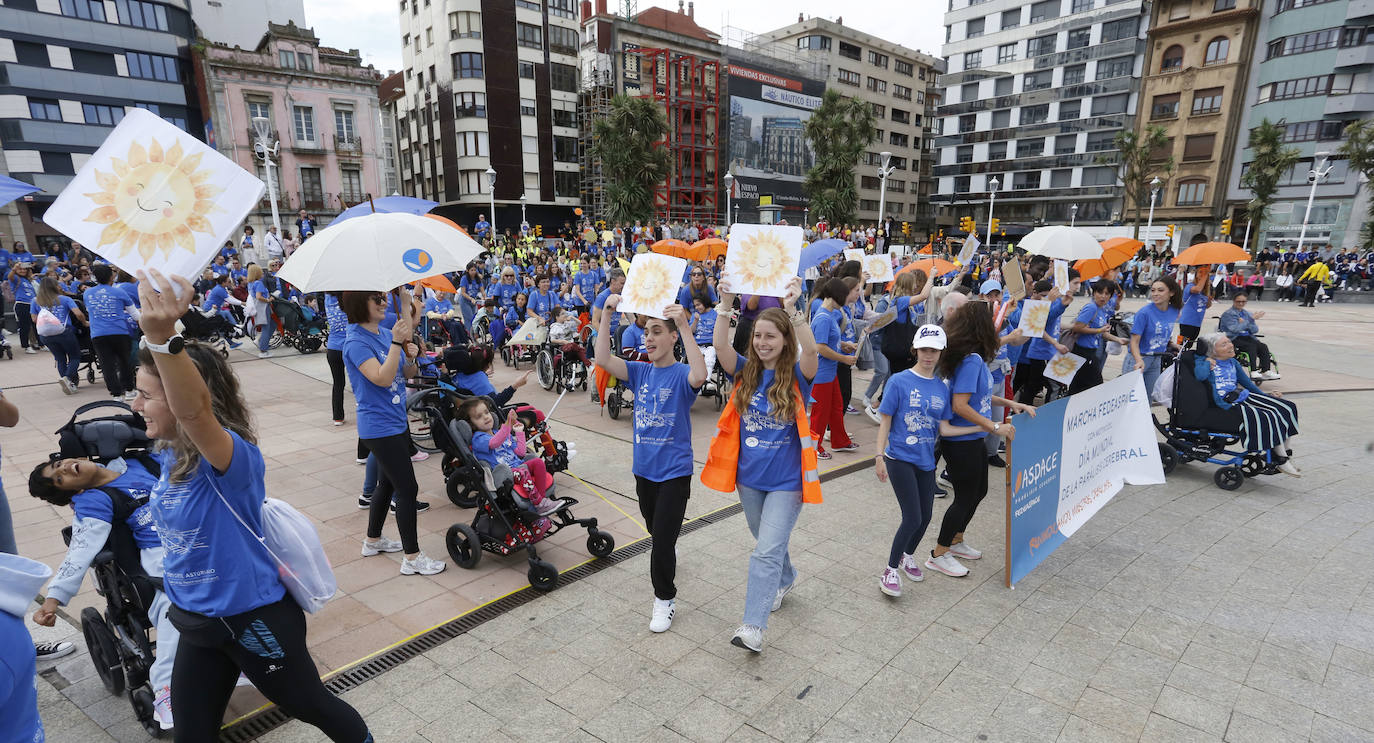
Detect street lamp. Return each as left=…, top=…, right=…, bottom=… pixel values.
left=733, top=203, right=740, bottom=225
left=1146, top=176, right=1161, bottom=248
left=1242, top=198, right=1256, bottom=252
left=877, top=151, right=895, bottom=241
left=250, top=116, right=281, bottom=236
left=485, top=167, right=497, bottom=234
left=1070, top=203, right=1078, bottom=227
left=722, top=172, right=734, bottom=233
left=804, top=206, right=809, bottom=229
left=1295, top=151, right=1334, bottom=256
left=519, top=192, right=528, bottom=233
left=986, top=176, right=999, bottom=253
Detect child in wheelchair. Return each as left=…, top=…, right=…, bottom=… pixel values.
left=457, top=398, right=566, bottom=516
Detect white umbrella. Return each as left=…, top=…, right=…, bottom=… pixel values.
left=1017, top=225, right=1103, bottom=261
left=276, top=212, right=482, bottom=292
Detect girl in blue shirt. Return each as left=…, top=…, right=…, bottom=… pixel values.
left=689, top=297, right=718, bottom=378
left=324, top=293, right=349, bottom=425
left=34, top=276, right=86, bottom=394
left=458, top=398, right=564, bottom=516
left=594, top=293, right=707, bottom=636
left=1128, top=276, right=1183, bottom=399
left=1177, top=275, right=1213, bottom=343
left=7, top=262, right=39, bottom=352
left=246, top=264, right=274, bottom=358
left=808, top=277, right=859, bottom=459
left=1068, top=280, right=1124, bottom=394
left=129, top=269, right=370, bottom=742
left=458, top=263, right=484, bottom=328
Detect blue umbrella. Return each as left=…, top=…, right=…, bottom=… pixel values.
left=331, top=195, right=438, bottom=224
left=0, top=174, right=39, bottom=208
left=796, top=238, right=848, bottom=276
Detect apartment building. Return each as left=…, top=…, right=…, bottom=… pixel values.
left=1135, top=0, right=1260, bottom=245
left=753, top=17, right=944, bottom=233
left=1226, top=0, right=1374, bottom=251
left=395, top=0, right=582, bottom=231
left=0, top=0, right=201, bottom=250
left=935, top=0, right=1150, bottom=230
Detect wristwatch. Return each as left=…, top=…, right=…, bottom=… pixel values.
left=143, top=334, right=185, bottom=355
left=993, top=422, right=1002, bottom=433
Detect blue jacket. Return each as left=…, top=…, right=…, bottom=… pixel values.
left=1193, top=356, right=1261, bottom=409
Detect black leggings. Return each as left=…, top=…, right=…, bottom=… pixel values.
left=168, top=597, right=370, bottom=743
left=360, top=431, right=421, bottom=553
left=1232, top=335, right=1272, bottom=372
left=937, top=438, right=990, bottom=548
left=1068, top=346, right=1104, bottom=394
left=635, top=474, right=691, bottom=601
left=327, top=349, right=346, bottom=421
left=837, top=362, right=852, bottom=409
left=1013, top=359, right=1048, bottom=405
left=91, top=334, right=136, bottom=396
left=884, top=457, right=936, bottom=568
left=1178, top=324, right=1201, bottom=343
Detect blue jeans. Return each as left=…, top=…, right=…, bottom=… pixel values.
left=0, top=478, right=16, bottom=554
left=863, top=344, right=890, bottom=402
left=1123, top=353, right=1163, bottom=400
left=737, top=484, right=802, bottom=629
left=257, top=319, right=274, bottom=352
left=46, top=326, right=80, bottom=383
left=459, top=298, right=476, bottom=329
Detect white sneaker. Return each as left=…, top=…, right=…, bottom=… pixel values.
left=361, top=537, right=404, bottom=556
left=880, top=566, right=903, bottom=597
left=1260, top=370, right=1281, bottom=381
left=771, top=576, right=796, bottom=612
left=1277, top=460, right=1301, bottom=477
left=924, top=553, right=970, bottom=578
left=58, top=378, right=75, bottom=395
left=948, top=542, right=982, bottom=560
left=400, top=552, right=446, bottom=575
left=649, top=598, right=675, bottom=633
left=258, top=351, right=271, bottom=359
left=24, top=347, right=36, bottom=354
left=864, top=404, right=881, bottom=424
left=731, top=624, right=764, bottom=653
left=536, top=498, right=567, bottom=516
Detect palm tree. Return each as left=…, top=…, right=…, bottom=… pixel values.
left=589, top=94, right=671, bottom=225
left=803, top=90, right=877, bottom=225
left=1338, top=119, right=1374, bottom=249
left=1100, top=126, right=1173, bottom=239
left=1241, top=119, right=1301, bottom=250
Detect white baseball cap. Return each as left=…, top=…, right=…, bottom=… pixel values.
left=912, top=324, right=947, bottom=350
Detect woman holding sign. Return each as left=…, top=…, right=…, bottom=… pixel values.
left=705, top=277, right=819, bottom=653
left=594, top=294, right=707, bottom=635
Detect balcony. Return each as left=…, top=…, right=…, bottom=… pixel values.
left=292, top=138, right=326, bottom=155
left=1334, top=44, right=1374, bottom=69
left=297, top=191, right=330, bottom=211
left=339, top=190, right=368, bottom=206
left=1325, top=92, right=1374, bottom=116
left=333, top=134, right=364, bottom=157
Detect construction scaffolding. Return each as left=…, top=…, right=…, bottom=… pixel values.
left=579, top=52, right=614, bottom=224
left=625, top=47, right=720, bottom=224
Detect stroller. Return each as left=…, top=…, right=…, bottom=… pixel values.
left=424, top=396, right=613, bottom=591
left=270, top=297, right=326, bottom=354
left=178, top=308, right=237, bottom=356
left=1154, top=342, right=1284, bottom=491
left=51, top=401, right=167, bottom=737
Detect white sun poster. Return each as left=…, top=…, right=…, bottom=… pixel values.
left=724, top=224, right=804, bottom=298
left=619, top=252, right=687, bottom=320
left=43, top=109, right=265, bottom=281
left=862, top=253, right=895, bottom=283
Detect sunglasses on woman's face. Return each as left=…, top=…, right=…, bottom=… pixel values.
left=369, top=294, right=387, bottom=305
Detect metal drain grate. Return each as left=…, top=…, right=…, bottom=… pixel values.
left=219, top=459, right=870, bottom=741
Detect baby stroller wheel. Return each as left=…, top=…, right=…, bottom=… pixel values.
left=536, top=349, right=556, bottom=390
left=527, top=558, right=558, bottom=591
left=130, top=686, right=163, bottom=738
left=1158, top=443, right=1179, bottom=475
left=445, top=475, right=480, bottom=509
left=586, top=529, right=615, bottom=558
left=82, top=607, right=125, bottom=695
left=445, top=523, right=483, bottom=569
left=87, top=367, right=96, bottom=384
left=607, top=388, right=622, bottom=419
left=1214, top=466, right=1244, bottom=491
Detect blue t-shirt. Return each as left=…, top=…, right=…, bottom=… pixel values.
left=879, top=369, right=952, bottom=469
left=1003, top=305, right=1025, bottom=366
left=810, top=308, right=842, bottom=385
left=503, top=305, right=524, bottom=327
left=149, top=431, right=285, bottom=617
left=248, top=279, right=268, bottom=302
left=625, top=361, right=699, bottom=481
left=471, top=429, right=523, bottom=470
left=1179, top=284, right=1209, bottom=327
left=425, top=297, right=453, bottom=317
left=454, top=370, right=497, bottom=396
left=116, top=281, right=140, bottom=307
left=1026, top=299, right=1069, bottom=361
left=620, top=323, right=646, bottom=355
left=210, top=263, right=229, bottom=277
left=493, top=282, right=520, bottom=309
left=9, top=275, right=35, bottom=303
left=343, top=324, right=407, bottom=438
left=945, top=353, right=991, bottom=442
left=71, top=459, right=161, bottom=549
left=728, top=357, right=812, bottom=492
left=0, top=611, right=42, bottom=742
left=593, top=288, right=622, bottom=335
left=201, top=284, right=229, bottom=312
left=459, top=274, right=484, bottom=302
left=325, top=294, right=348, bottom=351
left=677, top=284, right=718, bottom=309
left=528, top=290, right=558, bottom=322
left=1133, top=302, right=1180, bottom=354
left=573, top=271, right=599, bottom=302
left=692, top=308, right=717, bottom=345
left=1073, top=302, right=1111, bottom=351
left=83, top=285, right=133, bottom=338
left=40, top=295, right=78, bottom=327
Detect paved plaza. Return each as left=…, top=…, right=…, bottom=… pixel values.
left=5, top=298, right=1374, bottom=742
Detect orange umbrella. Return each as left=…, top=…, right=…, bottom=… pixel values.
left=690, top=237, right=727, bottom=261
left=422, top=213, right=470, bottom=236
left=651, top=239, right=691, bottom=258
left=886, top=257, right=958, bottom=290
left=917, top=243, right=934, bottom=255
left=1172, top=241, right=1249, bottom=266
left=412, top=274, right=456, bottom=293
left=1075, top=237, right=1142, bottom=280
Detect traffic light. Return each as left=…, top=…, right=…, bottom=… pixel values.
left=959, top=216, right=975, bottom=233
left=902, top=221, right=910, bottom=235
left=1220, top=219, right=1232, bottom=236
left=535, top=224, right=543, bottom=238
left=1165, top=224, right=1175, bottom=239
left=989, top=218, right=1000, bottom=234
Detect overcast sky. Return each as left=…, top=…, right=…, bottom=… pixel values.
left=301, top=0, right=947, bottom=76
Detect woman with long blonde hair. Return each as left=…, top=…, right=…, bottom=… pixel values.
left=34, top=275, right=87, bottom=394
left=703, top=277, right=819, bottom=654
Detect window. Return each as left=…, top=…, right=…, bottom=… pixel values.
left=1275, top=0, right=1338, bottom=11
left=867, top=77, right=887, bottom=93
left=1001, top=9, right=1021, bottom=29
left=891, top=108, right=909, bottom=124
left=340, top=168, right=363, bottom=201
left=998, top=43, right=1017, bottom=63
left=126, top=52, right=180, bottom=82
left=1021, top=104, right=1050, bottom=124
left=550, top=63, right=578, bottom=91
left=1013, top=171, right=1042, bottom=190
left=1277, top=120, right=1347, bottom=142
left=1027, top=34, right=1057, bottom=57
left=1067, top=27, right=1091, bottom=49
left=966, top=17, right=985, bottom=38
left=519, top=61, right=536, bottom=78
left=549, top=26, right=578, bottom=55
left=1081, top=165, right=1116, bottom=185
left=28, top=99, right=62, bottom=121
left=1259, top=75, right=1335, bottom=101
left=1176, top=180, right=1206, bottom=205
left=516, top=22, right=542, bottom=48
left=964, top=51, right=982, bottom=69
left=1019, top=138, right=1045, bottom=157
left=39, top=152, right=74, bottom=176
left=1341, top=26, right=1372, bottom=47
left=1169, top=1, right=1190, bottom=19
left=1161, top=45, right=1184, bottom=71
left=837, top=69, right=860, bottom=86
left=520, top=98, right=536, bottom=116
left=116, top=0, right=168, bottom=30
left=1151, top=93, right=1180, bottom=119
left=455, top=91, right=486, bottom=118
left=890, top=132, right=909, bottom=147
left=992, top=109, right=1011, bottom=128
left=1214, top=0, right=1236, bottom=9
left=453, top=52, right=483, bottom=78
left=1204, top=37, right=1229, bottom=64
left=458, top=131, right=488, bottom=157
left=554, top=136, right=577, bottom=162
left=425, top=27, right=433, bottom=47
left=962, top=82, right=980, bottom=101
left=549, top=0, right=576, bottom=18
left=555, top=170, right=579, bottom=198
left=1072, top=0, right=1093, bottom=10
left=60, top=0, right=106, bottom=20
left=1051, top=169, right=1073, bottom=188
left=959, top=114, right=977, bottom=133
left=1063, top=64, right=1086, bottom=85
left=1266, top=28, right=1339, bottom=58
left=1086, top=131, right=1116, bottom=151
left=133, top=102, right=187, bottom=131
left=450, top=11, right=481, bottom=38
left=796, top=35, right=832, bottom=50
left=247, top=101, right=271, bottom=125
left=1030, top=0, right=1060, bottom=22
left=13, top=41, right=49, bottom=67
left=334, top=110, right=356, bottom=144
left=1055, top=134, right=1078, bottom=154
left=869, top=51, right=889, bottom=67
left=988, top=142, right=1007, bottom=160
left=871, top=103, right=886, bottom=117
left=893, top=84, right=912, bottom=100
left=82, top=103, right=125, bottom=126
left=861, top=175, right=883, bottom=189
left=300, top=167, right=323, bottom=204
left=279, top=49, right=295, bottom=68
left=1101, top=17, right=1138, bottom=42
left=1091, top=93, right=1128, bottom=115
left=292, top=106, right=315, bottom=142
left=838, top=41, right=861, bottom=60
left=894, top=59, right=914, bottom=76
left=1096, top=56, right=1133, bottom=79
left=1059, top=99, right=1081, bottom=119
left=1149, top=137, right=1174, bottom=161
left=956, top=146, right=975, bottom=163
left=516, top=0, right=540, bottom=9
left=522, top=136, right=538, bottom=154
left=553, top=101, right=576, bottom=127
left=1024, top=71, right=1052, bottom=91
left=1192, top=87, right=1223, bottom=114
left=460, top=170, right=485, bottom=195
left=955, top=176, right=971, bottom=194
left=995, top=77, right=1014, bottom=96
left=1183, top=134, right=1215, bottom=161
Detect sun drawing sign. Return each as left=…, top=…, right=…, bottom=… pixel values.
left=723, top=224, right=803, bottom=298
left=44, top=109, right=265, bottom=279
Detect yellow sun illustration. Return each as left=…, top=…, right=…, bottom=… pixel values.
left=1050, top=355, right=1079, bottom=376
left=734, top=229, right=792, bottom=289
left=864, top=255, right=892, bottom=281
left=1025, top=303, right=1050, bottom=334
left=623, top=258, right=676, bottom=311
left=82, top=139, right=223, bottom=261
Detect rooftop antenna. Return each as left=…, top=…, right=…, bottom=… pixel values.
left=620, top=0, right=637, bottom=18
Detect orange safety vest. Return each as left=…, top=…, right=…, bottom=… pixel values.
left=700, top=381, right=822, bottom=503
